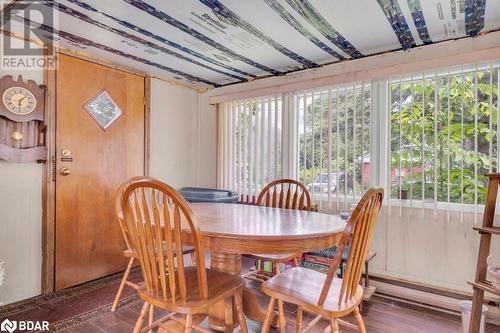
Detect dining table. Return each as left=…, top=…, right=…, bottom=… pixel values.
left=189, top=202, right=347, bottom=331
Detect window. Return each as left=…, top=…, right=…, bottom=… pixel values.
left=389, top=63, right=500, bottom=207
left=217, top=95, right=283, bottom=202
left=217, top=60, right=500, bottom=213
left=295, top=83, right=371, bottom=211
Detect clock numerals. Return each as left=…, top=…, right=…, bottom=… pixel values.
left=2, top=87, right=37, bottom=115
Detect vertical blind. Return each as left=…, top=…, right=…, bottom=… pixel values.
left=218, top=81, right=372, bottom=210
left=388, top=62, right=500, bottom=216
left=295, top=83, right=371, bottom=211
left=217, top=95, right=283, bottom=203
left=217, top=60, right=500, bottom=216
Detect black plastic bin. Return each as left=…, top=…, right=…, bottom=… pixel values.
left=179, top=187, right=239, bottom=203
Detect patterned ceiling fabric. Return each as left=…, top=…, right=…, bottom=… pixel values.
left=50, top=1, right=248, bottom=82
left=124, top=0, right=282, bottom=76
left=63, top=0, right=256, bottom=79
left=465, top=0, right=486, bottom=36
left=13, top=15, right=220, bottom=87
left=2, top=0, right=500, bottom=90
left=284, top=0, right=363, bottom=59
left=263, top=0, right=345, bottom=60
left=377, top=0, right=417, bottom=50
left=199, top=0, right=319, bottom=69
left=407, top=0, right=432, bottom=44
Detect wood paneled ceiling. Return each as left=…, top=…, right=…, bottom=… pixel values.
left=3, top=0, right=499, bottom=90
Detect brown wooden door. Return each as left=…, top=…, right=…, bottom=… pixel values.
left=55, top=54, right=145, bottom=290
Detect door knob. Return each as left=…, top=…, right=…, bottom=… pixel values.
left=59, top=167, right=71, bottom=176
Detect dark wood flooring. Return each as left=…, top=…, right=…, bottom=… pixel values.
left=56, top=285, right=500, bottom=333
left=2, top=263, right=498, bottom=332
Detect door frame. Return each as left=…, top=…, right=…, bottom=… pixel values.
left=41, top=51, right=151, bottom=293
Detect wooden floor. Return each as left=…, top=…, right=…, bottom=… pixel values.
left=57, top=293, right=499, bottom=333
left=2, top=263, right=498, bottom=332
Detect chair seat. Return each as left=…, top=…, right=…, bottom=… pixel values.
left=261, top=267, right=363, bottom=317
left=123, top=245, right=195, bottom=259
left=138, top=267, right=244, bottom=314
left=246, top=253, right=300, bottom=263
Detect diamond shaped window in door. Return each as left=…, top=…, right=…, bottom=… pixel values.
left=83, top=90, right=123, bottom=130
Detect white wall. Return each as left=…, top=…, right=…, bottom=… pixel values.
left=195, top=92, right=217, bottom=188
left=370, top=207, right=500, bottom=293
left=149, top=79, right=216, bottom=189
left=0, top=67, right=43, bottom=305
left=149, top=80, right=215, bottom=188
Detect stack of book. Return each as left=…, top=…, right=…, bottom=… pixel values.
left=301, top=247, right=336, bottom=273
left=255, top=256, right=302, bottom=276
left=301, top=246, right=347, bottom=276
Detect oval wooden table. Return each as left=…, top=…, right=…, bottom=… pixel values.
left=190, top=203, right=347, bottom=331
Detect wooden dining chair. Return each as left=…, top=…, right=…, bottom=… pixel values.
left=260, top=188, right=384, bottom=333
left=111, top=176, right=195, bottom=313
left=244, top=179, right=312, bottom=281
left=121, top=177, right=248, bottom=333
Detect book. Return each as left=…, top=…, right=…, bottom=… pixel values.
left=307, top=246, right=338, bottom=258
left=304, top=254, right=334, bottom=266
left=301, top=260, right=329, bottom=273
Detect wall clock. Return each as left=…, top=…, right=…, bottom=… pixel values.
left=2, top=87, right=37, bottom=115
left=0, top=75, right=47, bottom=163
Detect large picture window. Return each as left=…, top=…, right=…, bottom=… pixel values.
left=218, top=60, right=500, bottom=213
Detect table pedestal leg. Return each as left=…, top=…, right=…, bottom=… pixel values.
left=209, top=252, right=278, bottom=331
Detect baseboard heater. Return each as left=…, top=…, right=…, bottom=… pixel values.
left=370, top=274, right=500, bottom=326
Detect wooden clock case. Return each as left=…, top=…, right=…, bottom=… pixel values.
left=0, top=75, right=47, bottom=163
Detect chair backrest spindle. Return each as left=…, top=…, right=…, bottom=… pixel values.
left=257, top=179, right=311, bottom=211
left=120, top=178, right=208, bottom=304
left=317, top=188, right=383, bottom=306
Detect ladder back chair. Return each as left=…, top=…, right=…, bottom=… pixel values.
left=112, top=177, right=195, bottom=313
left=121, top=178, right=248, bottom=333
left=244, top=179, right=312, bottom=282
left=260, top=188, right=384, bottom=333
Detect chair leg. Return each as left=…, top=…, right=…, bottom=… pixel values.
left=295, top=306, right=303, bottom=333
left=234, top=293, right=248, bottom=333
left=329, top=318, right=339, bottom=333
left=184, top=314, right=192, bottom=333
left=133, top=302, right=150, bottom=333
left=111, top=257, right=135, bottom=311
left=261, top=297, right=276, bottom=333
left=148, top=305, right=154, bottom=332
left=224, top=297, right=234, bottom=333
left=354, top=306, right=367, bottom=333
left=277, top=300, right=286, bottom=333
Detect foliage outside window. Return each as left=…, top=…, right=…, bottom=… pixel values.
left=297, top=84, right=371, bottom=209
left=390, top=65, right=499, bottom=205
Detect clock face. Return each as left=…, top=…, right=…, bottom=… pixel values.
left=2, top=87, right=37, bottom=115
